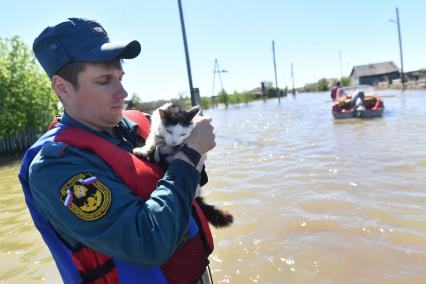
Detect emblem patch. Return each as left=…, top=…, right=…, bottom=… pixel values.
left=60, top=173, right=111, bottom=221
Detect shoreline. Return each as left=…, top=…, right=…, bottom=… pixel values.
left=0, top=151, right=23, bottom=168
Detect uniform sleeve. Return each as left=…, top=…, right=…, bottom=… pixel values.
left=29, top=146, right=200, bottom=267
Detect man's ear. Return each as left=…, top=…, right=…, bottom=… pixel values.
left=51, top=75, right=73, bottom=101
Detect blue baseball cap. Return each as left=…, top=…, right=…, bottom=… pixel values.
left=33, top=17, right=141, bottom=78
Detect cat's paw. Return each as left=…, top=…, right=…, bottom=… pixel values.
left=133, top=146, right=151, bottom=160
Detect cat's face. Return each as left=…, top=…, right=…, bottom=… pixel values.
left=156, top=103, right=199, bottom=147
left=160, top=123, right=194, bottom=147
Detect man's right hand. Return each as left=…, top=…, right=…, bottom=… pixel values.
left=185, top=116, right=216, bottom=155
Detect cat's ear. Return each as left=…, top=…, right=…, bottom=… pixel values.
left=187, top=106, right=200, bottom=121
left=158, top=102, right=172, bottom=119
left=158, top=109, right=166, bottom=119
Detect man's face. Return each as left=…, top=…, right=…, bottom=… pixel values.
left=65, top=63, right=128, bottom=131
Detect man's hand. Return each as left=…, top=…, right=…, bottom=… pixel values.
left=185, top=116, right=216, bottom=155
left=171, top=116, right=215, bottom=170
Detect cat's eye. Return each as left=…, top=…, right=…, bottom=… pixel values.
left=166, top=129, right=172, bottom=134
left=180, top=134, right=186, bottom=137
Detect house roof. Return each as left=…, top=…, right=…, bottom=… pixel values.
left=350, top=61, right=399, bottom=77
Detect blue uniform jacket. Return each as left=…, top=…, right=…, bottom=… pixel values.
left=27, top=112, right=201, bottom=267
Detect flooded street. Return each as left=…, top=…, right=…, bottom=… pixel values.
left=1, top=90, right=426, bottom=283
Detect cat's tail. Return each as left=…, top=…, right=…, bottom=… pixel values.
left=196, top=196, right=234, bottom=229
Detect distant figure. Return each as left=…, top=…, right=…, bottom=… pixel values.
left=331, top=81, right=341, bottom=101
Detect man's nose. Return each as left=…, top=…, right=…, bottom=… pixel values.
left=115, top=82, right=128, bottom=99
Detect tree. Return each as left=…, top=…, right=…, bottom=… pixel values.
left=0, top=36, right=58, bottom=138
left=316, top=78, right=329, bottom=91
left=340, top=76, right=351, bottom=87
left=217, top=89, right=229, bottom=108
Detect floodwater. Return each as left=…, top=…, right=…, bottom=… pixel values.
left=1, top=90, right=426, bottom=283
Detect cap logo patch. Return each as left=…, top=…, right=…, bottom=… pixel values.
left=60, top=173, right=111, bottom=221
left=93, top=26, right=105, bottom=34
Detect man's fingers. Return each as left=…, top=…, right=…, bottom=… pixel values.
left=193, top=116, right=212, bottom=124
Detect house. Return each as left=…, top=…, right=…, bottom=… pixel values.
left=350, top=61, right=400, bottom=85
left=404, top=69, right=426, bottom=82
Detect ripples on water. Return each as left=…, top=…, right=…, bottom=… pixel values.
left=0, top=160, right=61, bottom=283
left=204, top=90, right=426, bottom=284
left=1, top=91, right=426, bottom=283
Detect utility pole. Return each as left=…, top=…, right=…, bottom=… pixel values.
left=212, top=58, right=227, bottom=97
left=390, top=7, right=405, bottom=91
left=339, top=50, right=343, bottom=79
left=396, top=7, right=405, bottom=90
left=291, top=62, right=296, bottom=95
left=177, top=0, right=198, bottom=105
left=272, top=40, right=280, bottom=102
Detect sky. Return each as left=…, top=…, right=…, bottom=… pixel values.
left=1, top=0, right=425, bottom=102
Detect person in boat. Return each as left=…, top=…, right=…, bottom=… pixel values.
left=330, top=81, right=341, bottom=101
left=19, top=18, right=216, bottom=284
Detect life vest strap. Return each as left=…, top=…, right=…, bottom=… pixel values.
left=72, top=246, right=119, bottom=284
left=80, top=258, right=115, bottom=284
left=192, top=200, right=214, bottom=254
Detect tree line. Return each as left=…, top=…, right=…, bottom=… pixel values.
left=299, top=76, right=351, bottom=92
left=127, top=80, right=298, bottom=112
left=0, top=36, right=350, bottom=138
left=127, top=78, right=350, bottom=113
left=0, top=36, right=59, bottom=138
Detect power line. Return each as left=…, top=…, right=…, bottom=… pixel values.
left=114, top=0, right=143, bottom=25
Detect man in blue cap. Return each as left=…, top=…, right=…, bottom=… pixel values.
left=19, top=18, right=215, bottom=283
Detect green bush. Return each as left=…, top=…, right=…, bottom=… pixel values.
left=0, top=36, right=58, bottom=137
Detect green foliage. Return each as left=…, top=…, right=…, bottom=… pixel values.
left=128, top=88, right=266, bottom=112
left=200, top=96, right=211, bottom=110
left=0, top=36, right=58, bottom=138
left=316, top=78, right=329, bottom=91
left=217, top=89, right=229, bottom=107
left=340, top=76, right=351, bottom=87
left=301, top=76, right=353, bottom=93
left=300, top=83, right=317, bottom=92
left=127, top=93, right=193, bottom=114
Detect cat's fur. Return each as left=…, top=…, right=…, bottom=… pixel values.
left=133, top=102, right=233, bottom=228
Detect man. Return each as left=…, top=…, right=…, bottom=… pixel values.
left=19, top=18, right=216, bottom=284
left=331, top=81, right=341, bottom=101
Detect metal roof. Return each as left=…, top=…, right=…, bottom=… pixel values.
left=350, top=61, right=399, bottom=77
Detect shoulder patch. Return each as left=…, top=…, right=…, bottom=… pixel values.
left=60, top=173, right=111, bottom=221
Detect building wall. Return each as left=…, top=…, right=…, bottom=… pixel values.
left=352, top=72, right=400, bottom=86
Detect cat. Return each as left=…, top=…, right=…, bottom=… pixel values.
left=133, top=102, right=233, bottom=229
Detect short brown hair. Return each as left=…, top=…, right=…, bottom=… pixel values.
left=56, top=59, right=123, bottom=89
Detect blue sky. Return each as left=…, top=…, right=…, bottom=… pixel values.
left=1, top=0, right=425, bottom=101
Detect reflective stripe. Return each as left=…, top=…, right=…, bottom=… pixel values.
left=196, top=268, right=213, bottom=284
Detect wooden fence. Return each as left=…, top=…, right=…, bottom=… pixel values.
left=0, top=128, right=41, bottom=153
